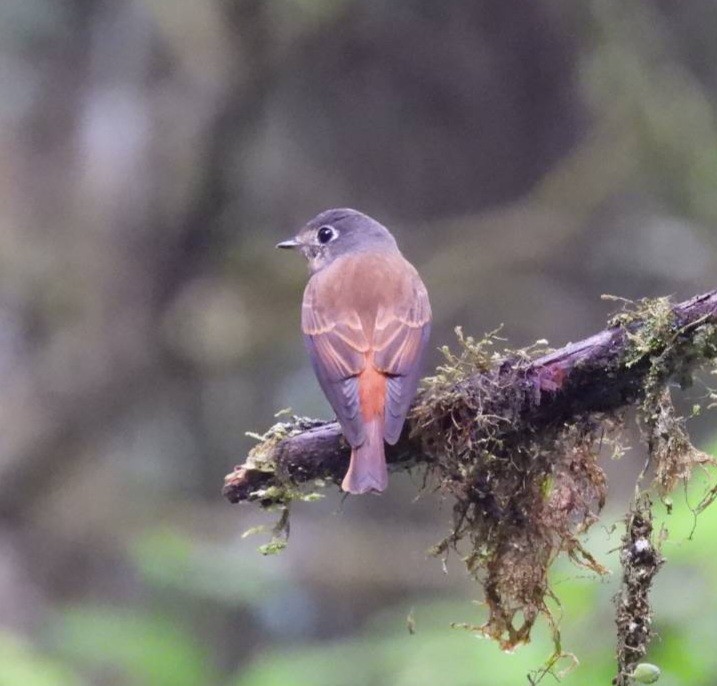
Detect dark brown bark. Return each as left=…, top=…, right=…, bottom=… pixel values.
left=223, top=290, right=717, bottom=504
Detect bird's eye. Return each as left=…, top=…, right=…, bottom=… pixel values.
left=317, top=225, right=336, bottom=244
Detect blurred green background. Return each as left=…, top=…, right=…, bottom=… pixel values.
left=2, top=0, right=717, bottom=684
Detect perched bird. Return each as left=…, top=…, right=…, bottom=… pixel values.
left=278, top=209, right=431, bottom=494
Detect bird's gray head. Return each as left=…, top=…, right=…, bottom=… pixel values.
left=277, top=208, right=399, bottom=273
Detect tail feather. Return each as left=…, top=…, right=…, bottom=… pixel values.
left=342, top=420, right=387, bottom=494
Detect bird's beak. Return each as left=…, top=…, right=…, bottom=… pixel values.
left=276, top=237, right=301, bottom=249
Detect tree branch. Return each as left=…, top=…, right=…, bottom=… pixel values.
left=223, top=290, right=717, bottom=504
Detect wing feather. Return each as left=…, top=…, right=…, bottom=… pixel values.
left=302, top=279, right=368, bottom=446
left=373, top=277, right=431, bottom=444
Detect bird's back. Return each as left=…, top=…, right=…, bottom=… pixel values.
left=304, top=251, right=421, bottom=342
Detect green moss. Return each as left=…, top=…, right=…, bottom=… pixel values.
left=242, top=415, right=329, bottom=552
left=412, top=328, right=613, bottom=658
left=608, top=295, right=717, bottom=494
left=244, top=415, right=328, bottom=503
left=410, top=295, right=717, bottom=666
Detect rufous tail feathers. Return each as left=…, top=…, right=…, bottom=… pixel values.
left=341, top=419, right=388, bottom=494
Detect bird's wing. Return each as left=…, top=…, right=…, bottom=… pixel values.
left=302, top=278, right=368, bottom=447
left=373, top=272, right=431, bottom=444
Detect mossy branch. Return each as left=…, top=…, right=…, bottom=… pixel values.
left=223, top=290, right=717, bottom=505
left=223, top=288, right=717, bottom=672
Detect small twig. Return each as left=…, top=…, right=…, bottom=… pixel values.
left=614, top=496, right=664, bottom=686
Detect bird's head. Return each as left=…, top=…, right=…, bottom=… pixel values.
left=277, top=208, right=398, bottom=273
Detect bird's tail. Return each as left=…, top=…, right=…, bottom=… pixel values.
left=342, top=419, right=388, bottom=494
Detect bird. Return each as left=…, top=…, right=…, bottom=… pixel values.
left=277, top=208, right=431, bottom=494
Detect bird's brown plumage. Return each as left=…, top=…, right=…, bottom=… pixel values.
left=302, top=251, right=431, bottom=494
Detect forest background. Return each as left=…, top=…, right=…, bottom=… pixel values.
left=2, top=1, right=717, bottom=684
